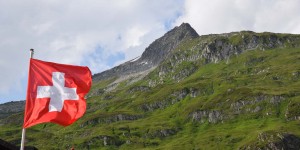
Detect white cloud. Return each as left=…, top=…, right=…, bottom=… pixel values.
left=124, top=26, right=148, bottom=48
left=0, top=0, right=184, bottom=102
left=2, top=0, right=300, bottom=103
left=175, top=0, right=300, bottom=35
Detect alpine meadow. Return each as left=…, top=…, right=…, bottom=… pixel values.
left=1, top=23, right=300, bottom=149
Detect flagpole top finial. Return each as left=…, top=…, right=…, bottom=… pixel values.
left=30, top=49, right=34, bottom=58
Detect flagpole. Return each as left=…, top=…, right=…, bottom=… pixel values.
left=20, top=128, right=26, bottom=150
left=30, top=48, right=34, bottom=58
left=20, top=49, right=34, bottom=150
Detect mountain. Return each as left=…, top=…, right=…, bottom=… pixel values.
left=92, top=23, right=199, bottom=83
left=1, top=23, right=300, bottom=150
left=0, top=101, right=24, bottom=119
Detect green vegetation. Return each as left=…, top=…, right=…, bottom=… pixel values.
left=1, top=33, right=300, bottom=149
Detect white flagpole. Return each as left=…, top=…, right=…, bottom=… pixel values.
left=20, top=128, right=26, bottom=150
left=20, top=49, right=34, bottom=150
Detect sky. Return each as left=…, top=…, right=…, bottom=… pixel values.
left=0, top=0, right=300, bottom=104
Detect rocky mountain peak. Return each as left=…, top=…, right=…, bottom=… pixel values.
left=93, top=23, right=199, bottom=82
left=140, top=23, right=199, bottom=64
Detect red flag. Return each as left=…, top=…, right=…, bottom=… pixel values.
left=23, top=58, right=92, bottom=128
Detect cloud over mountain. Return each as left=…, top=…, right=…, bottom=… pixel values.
left=1, top=0, right=300, bottom=103
left=176, top=0, right=300, bottom=35
left=0, top=0, right=183, bottom=102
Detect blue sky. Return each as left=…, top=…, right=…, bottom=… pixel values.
left=1, top=0, right=300, bottom=104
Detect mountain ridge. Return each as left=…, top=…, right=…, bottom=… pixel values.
left=92, top=23, right=199, bottom=82
left=1, top=23, right=300, bottom=149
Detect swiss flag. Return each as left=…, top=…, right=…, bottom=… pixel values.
left=23, top=58, right=92, bottom=128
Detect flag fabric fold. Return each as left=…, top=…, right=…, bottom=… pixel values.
left=23, top=58, right=92, bottom=128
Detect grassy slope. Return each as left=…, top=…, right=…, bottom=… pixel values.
left=1, top=47, right=300, bottom=149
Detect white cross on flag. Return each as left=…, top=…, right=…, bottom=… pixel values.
left=37, top=72, right=79, bottom=112
left=23, top=58, right=92, bottom=128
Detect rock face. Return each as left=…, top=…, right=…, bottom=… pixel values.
left=191, top=110, right=223, bottom=123
left=92, top=23, right=199, bottom=82
left=151, top=31, right=300, bottom=84
left=200, top=32, right=295, bottom=63
left=146, top=128, right=178, bottom=138
left=140, top=23, right=199, bottom=65
left=140, top=88, right=190, bottom=111
left=80, top=113, right=143, bottom=127
left=240, top=131, right=300, bottom=150
left=230, top=95, right=285, bottom=114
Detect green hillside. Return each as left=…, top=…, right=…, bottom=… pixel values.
left=1, top=29, right=300, bottom=149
